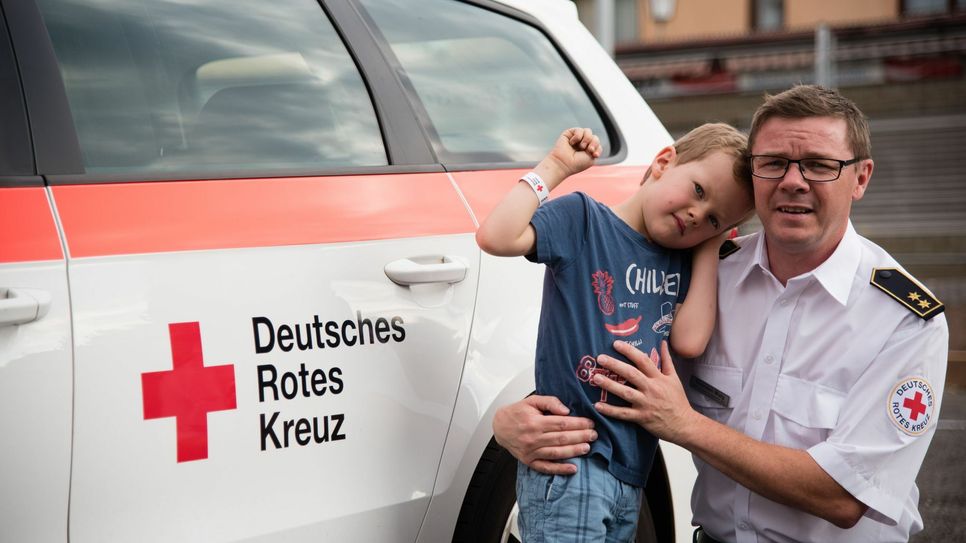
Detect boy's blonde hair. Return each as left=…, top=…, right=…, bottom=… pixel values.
left=644, top=122, right=752, bottom=202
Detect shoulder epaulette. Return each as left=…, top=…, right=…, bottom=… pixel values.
left=870, top=268, right=944, bottom=320
left=719, top=239, right=740, bottom=260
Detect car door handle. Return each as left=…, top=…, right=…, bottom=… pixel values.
left=0, top=288, right=52, bottom=327
left=384, top=256, right=468, bottom=286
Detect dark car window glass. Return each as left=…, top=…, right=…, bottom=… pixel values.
left=0, top=8, right=33, bottom=175
left=35, top=0, right=386, bottom=176
left=359, top=0, right=611, bottom=163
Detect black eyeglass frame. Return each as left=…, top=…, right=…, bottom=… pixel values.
left=750, top=155, right=864, bottom=183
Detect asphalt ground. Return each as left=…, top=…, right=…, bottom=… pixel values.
left=910, top=385, right=966, bottom=541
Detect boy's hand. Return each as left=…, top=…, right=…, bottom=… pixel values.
left=538, top=128, right=602, bottom=186
left=696, top=229, right=732, bottom=257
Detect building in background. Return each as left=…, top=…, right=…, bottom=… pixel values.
left=577, top=0, right=966, bottom=368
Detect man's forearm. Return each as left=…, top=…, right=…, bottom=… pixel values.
left=679, top=413, right=867, bottom=529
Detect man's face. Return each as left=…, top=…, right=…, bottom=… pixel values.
left=752, top=116, right=872, bottom=263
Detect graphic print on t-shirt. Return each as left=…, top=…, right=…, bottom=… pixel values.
left=591, top=270, right=616, bottom=315
left=651, top=301, right=674, bottom=336
left=594, top=265, right=678, bottom=339
left=575, top=355, right=627, bottom=402
left=604, top=316, right=642, bottom=337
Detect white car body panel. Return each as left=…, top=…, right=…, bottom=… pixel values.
left=66, top=233, right=479, bottom=542
left=0, top=192, right=72, bottom=542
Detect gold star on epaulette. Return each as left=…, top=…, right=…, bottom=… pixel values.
left=870, top=268, right=944, bottom=320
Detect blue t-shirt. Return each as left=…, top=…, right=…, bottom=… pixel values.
left=528, top=192, right=692, bottom=487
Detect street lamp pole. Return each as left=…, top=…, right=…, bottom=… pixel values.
left=815, top=23, right=837, bottom=88
left=595, top=0, right=615, bottom=57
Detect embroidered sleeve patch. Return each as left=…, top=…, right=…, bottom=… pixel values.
left=870, top=268, right=944, bottom=320
left=888, top=377, right=936, bottom=436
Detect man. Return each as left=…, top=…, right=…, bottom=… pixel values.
left=492, top=85, right=949, bottom=542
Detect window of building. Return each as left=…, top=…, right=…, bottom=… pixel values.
left=36, top=0, right=387, bottom=176
left=359, top=0, right=612, bottom=164
left=754, top=0, right=784, bottom=32
left=903, top=0, right=954, bottom=15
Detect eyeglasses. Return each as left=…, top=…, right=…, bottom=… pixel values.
left=750, top=155, right=863, bottom=182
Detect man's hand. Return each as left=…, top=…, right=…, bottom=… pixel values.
left=594, top=341, right=868, bottom=527
left=592, top=340, right=699, bottom=444
left=538, top=128, right=601, bottom=185
left=492, top=395, right=597, bottom=475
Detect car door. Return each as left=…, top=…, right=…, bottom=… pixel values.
left=0, top=4, right=73, bottom=541
left=0, top=188, right=73, bottom=543
left=13, top=0, right=480, bottom=540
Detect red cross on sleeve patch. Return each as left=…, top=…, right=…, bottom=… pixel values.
left=888, top=377, right=935, bottom=436
left=142, top=322, right=237, bottom=462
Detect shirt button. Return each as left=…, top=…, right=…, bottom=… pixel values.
left=779, top=299, right=789, bottom=306
left=739, top=521, right=750, bottom=530
left=752, top=410, right=763, bottom=420
left=765, top=354, right=774, bottom=364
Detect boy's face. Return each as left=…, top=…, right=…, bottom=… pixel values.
left=641, top=150, right=752, bottom=249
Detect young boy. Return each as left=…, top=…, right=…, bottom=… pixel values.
left=476, top=124, right=754, bottom=541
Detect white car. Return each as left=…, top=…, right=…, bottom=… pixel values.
left=0, top=0, right=696, bottom=541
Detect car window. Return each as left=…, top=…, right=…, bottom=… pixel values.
left=0, top=6, right=32, bottom=176
left=358, top=0, right=612, bottom=164
left=35, top=0, right=387, bottom=176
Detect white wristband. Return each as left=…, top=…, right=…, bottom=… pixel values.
left=520, top=172, right=549, bottom=206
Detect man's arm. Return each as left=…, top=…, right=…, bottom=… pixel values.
left=475, top=128, right=600, bottom=257
left=593, top=341, right=868, bottom=528
left=492, top=395, right=598, bottom=475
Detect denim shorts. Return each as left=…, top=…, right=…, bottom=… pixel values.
left=516, top=455, right=643, bottom=543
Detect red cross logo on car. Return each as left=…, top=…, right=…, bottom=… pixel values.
left=141, top=322, right=237, bottom=462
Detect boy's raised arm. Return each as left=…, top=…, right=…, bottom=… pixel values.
left=668, top=233, right=726, bottom=359
left=475, top=128, right=601, bottom=257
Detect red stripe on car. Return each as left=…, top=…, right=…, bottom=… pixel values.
left=451, top=165, right=646, bottom=225
left=53, top=173, right=476, bottom=258
left=0, top=187, right=64, bottom=263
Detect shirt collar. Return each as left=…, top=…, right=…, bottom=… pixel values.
left=733, top=231, right=768, bottom=286
left=810, top=221, right=862, bottom=305
left=737, top=222, right=861, bottom=306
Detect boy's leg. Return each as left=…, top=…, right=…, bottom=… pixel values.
left=516, top=456, right=639, bottom=543
left=604, top=477, right=643, bottom=543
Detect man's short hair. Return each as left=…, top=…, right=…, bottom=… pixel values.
left=749, top=85, right=871, bottom=160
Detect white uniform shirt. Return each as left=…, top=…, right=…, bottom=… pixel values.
left=681, top=223, right=949, bottom=543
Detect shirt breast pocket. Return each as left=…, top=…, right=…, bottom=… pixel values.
left=685, top=364, right=743, bottom=425
left=771, top=374, right=846, bottom=447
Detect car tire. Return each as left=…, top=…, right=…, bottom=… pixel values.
left=453, top=439, right=666, bottom=543
left=453, top=439, right=520, bottom=543
left=636, top=496, right=660, bottom=543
